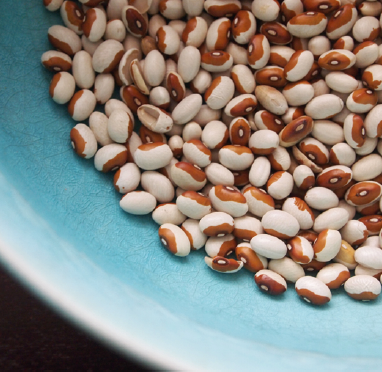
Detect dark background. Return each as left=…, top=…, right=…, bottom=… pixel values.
left=0, top=264, right=148, bottom=371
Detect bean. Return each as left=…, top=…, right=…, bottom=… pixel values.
left=137, top=104, right=173, bottom=134
left=268, top=257, right=305, bottom=283
left=171, top=161, right=207, bottom=191
left=255, top=86, right=288, bottom=116
left=120, top=191, right=157, bottom=215
left=255, top=269, right=287, bottom=296
left=70, top=124, right=97, bottom=159
left=231, top=10, right=256, bottom=44
left=204, top=256, right=243, bottom=273
left=326, top=4, right=358, bottom=40
left=83, top=7, right=107, bottom=42
left=282, top=197, right=315, bottom=230
left=199, top=212, right=234, bottom=237
left=260, top=22, right=292, bottom=45
left=158, top=223, right=191, bottom=257
left=313, top=207, right=349, bottom=233
left=205, top=234, right=236, bottom=258
left=287, top=236, right=314, bottom=265
left=114, top=163, right=141, bottom=194
left=295, top=276, right=331, bottom=305
left=176, top=190, right=211, bottom=219
left=92, top=39, right=124, bottom=73
left=94, top=144, right=128, bottom=172
left=134, top=142, right=173, bottom=170
left=181, top=219, right=207, bottom=250
left=345, top=275, right=381, bottom=301
left=49, top=71, right=76, bottom=104
left=218, top=145, right=254, bottom=171
left=236, top=242, right=267, bottom=272
left=48, top=25, right=82, bottom=56
left=251, top=234, right=287, bottom=259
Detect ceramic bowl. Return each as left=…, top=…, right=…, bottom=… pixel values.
left=0, top=3, right=381, bottom=371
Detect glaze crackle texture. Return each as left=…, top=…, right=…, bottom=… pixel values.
left=1, top=3, right=382, bottom=371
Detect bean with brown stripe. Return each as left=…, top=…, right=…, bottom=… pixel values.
left=287, top=236, right=314, bottom=265
left=139, top=126, right=166, bottom=145
left=326, top=4, right=358, bottom=40
left=94, top=143, right=128, bottom=172
left=260, top=22, right=292, bottom=45
left=255, top=270, right=287, bottom=295
left=50, top=71, right=76, bottom=104
left=362, top=65, right=382, bottom=91
left=171, top=161, right=207, bottom=191
left=287, top=11, right=327, bottom=38
left=315, top=165, right=352, bottom=191
left=236, top=242, right=267, bottom=272
left=333, top=36, right=354, bottom=51
left=60, top=1, right=84, bottom=35
left=166, top=72, right=186, bottom=103
left=206, top=17, right=231, bottom=51
left=224, top=94, right=257, bottom=117
left=182, top=139, right=212, bottom=168
left=182, top=17, right=208, bottom=48
left=255, top=66, right=287, bottom=89
left=121, top=85, right=149, bottom=114
left=41, top=50, right=72, bottom=72
left=229, top=117, right=251, bottom=146
left=233, top=170, right=250, bottom=187
left=316, top=263, right=350, bottom=289
left=345, top=275, right=381, bottom=301
left=205, top=234, right=237, bottom=257
left=352, top=15, right=380, bottom=43
left=204, top=0, right=242, bottom=18
left=201, top=50, right=233, bottom=72
left=279, top=116, right=314, bottom=147
left=318, top=49, right=356, bottom=71
left=231, top=64, right=256, bottom=94
left=249, top=130, right=279, bottom=155
left=204, top=76, right=235, bottom=110
left=209, top=185, right=248, bottom=217
left=176, top=190, right=211, bottom=220
left=231, top=10, right=256, bottom=45
left=345, top=181, right=382, bottom=207
left=158, top=223, right=191, bottom=257
left=313, top=229, right=342, bottom=262
left=82, top=7, right=107, bottom=43
left=156, top=25, right=180, bottom=55
left=243, top=186, right=275, bottom=217
left=280, top=0, right=303, bottom=22
left=359, top=215, right=382, bottom=235
left=233, top=215, right=263, bottom=242
left=70, top=124, right=97, bottom=160
left=298, top=137, right=328, bottom=165
left=134, top=142, right=173, bottom=170
left=269, top=45, right=294, bottom=67
left=48, top=25, right=82, bottom=56
left=92, top=39, right=124, bottom=73
left=199, top=212, right=235, bottom=237
left=293, top=165, right=315, bottom=191
left=262, top=210, right=300, bottom=239
left=295, top=276, right=331, bottom=305
left=205, top=256, right=243, bottom=273
left=347, top=88, right=377, bottom=114
left=254, top=110, right=285, bottom=133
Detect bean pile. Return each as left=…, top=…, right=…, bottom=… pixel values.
left=42, top=0, right=382, bottom=305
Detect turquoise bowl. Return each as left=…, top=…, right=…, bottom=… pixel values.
left=1, top=4, right=382, bottom=371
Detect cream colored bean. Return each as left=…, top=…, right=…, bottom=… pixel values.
left=311, top=120, right=344, bottom=145
left=344, top=275, right=381, bottom=301
left=355, top=265, right=382, bottom=279
left=364, top=105, right=382, bottom=138
left=249, top=156, right=271, bottom=188
left=330, top=143, right=356, bottom=167
left=113, top=162, right=141, bottom=194
left=190, top=70, right=212, bottom=95
left=352, top=154, right=382, bottom=181
left=107, top=109, right=134, bottom=143
left=181, top=219, right=207, bottom=250
left=282, top=81, right=314, bottom=106
left=105, top=19, right=126, bottom=41
left=287, top=12, right=328, bottom=38
left=269, top=257, right=305, bottom=283
left=316, top=263, right=350, bottom=289
left=93, top=74, right=114, bottom=105
left=295, top=276, right=331, bottom=305
left=172, top=94, right=203, bottom=125
left=120, top=191, right=156, bottom=215
left=204, top=77, right=235, bottom=110
left=282, top=197, right=315, bottom=230
left=268, top=146, right=291, bottom=171
left=182, top=139, right=211, bottom=168
left=89, top=112, right=113, bottom=146
left=340, top=220, right=368, bottom=246
left=355, top=246, right=382, bottom=270
left=134, top=143, right=173, bottom=170
left=262, top=210, right=300, bottom=239
left=305, top=94, right=344, bottom=119
left=243, top=186, right=275, bottom=218
left=182, top=122, right=202, bottom=142
left=354, top=41, right=378, bottom=68
left=313, top=207, right=349, bottom=233
left=192, top=105, right=222, bottom=126
left=141, top=171, right=175, bottom=203
left=252, top=0, right=279, bottom=21
left=205, top=163, right=234, bottom=186
left=158, top=223, right=191, bottom=257
left=137, top=104, right=173, bottom=134
left=363, top=65, right=382, bottom=91
left=143, top=50, right=166, bottom=87
left=255, top=86, right=288, bottom=116
left=325, top=72, right=358, bottom=94
left=251, top=234, right=287, bottom=259
left=312, top=79, right=330, bottom=98
left=152, top=203, right=186, bottom=226
left=177, top=46, right=201, bottom=83
left=105, top=99, right=134, bottom=121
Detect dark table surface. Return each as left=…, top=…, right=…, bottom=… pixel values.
left=0, top=264, right=148, bottom=371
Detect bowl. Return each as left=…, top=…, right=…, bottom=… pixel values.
left=1, top=3, right=382, bottom=371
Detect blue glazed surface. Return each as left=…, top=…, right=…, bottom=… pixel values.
left=1, top=3, right=382, bottom=371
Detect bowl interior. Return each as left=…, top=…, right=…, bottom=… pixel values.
left=1, top=4, right=382, bottom=371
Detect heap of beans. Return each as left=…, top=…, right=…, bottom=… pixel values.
left=42, top=0, right=382, bottom=306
